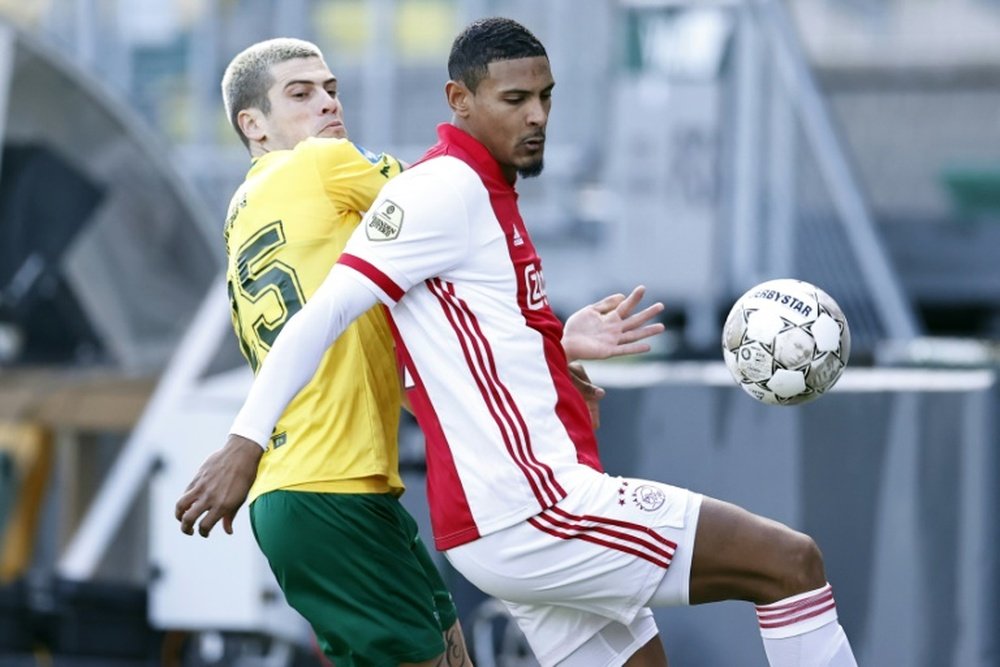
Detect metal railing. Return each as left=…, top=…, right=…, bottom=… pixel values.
left=729, top=0, right=921, bottom=349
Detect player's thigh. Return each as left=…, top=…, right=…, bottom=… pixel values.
left=404, top=526, right=472, bottom=666
left=446, top=474, right=698, bottom=614
left=447, top=473, right=698, bottom=663
left=687, top=496, right=825, bottom=605
left=409, top=527, right=460, bottom=633
left=250, top=490, right=447, bottom=665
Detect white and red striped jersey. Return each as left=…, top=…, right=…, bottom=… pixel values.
left=340, top=124, right=602, bottom=549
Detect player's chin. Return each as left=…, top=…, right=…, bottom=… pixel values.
left=516, top=156, right=545, bottom=179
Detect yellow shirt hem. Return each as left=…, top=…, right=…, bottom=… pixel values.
left=249, top=475, right=403, bottom=503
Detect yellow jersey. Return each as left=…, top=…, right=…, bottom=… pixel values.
left=224, top=137, right=404, bottom=502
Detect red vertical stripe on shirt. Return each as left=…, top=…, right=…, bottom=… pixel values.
left=486, top=191, right=603, bottom=471
left=427, top=278, right=563, bottom=507
left=385, top=311, right=479, bottom=550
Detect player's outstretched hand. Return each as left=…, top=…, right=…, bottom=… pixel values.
left=562, top=285, right=665, bottom=362
left=175, top=434, right=263, bottom=538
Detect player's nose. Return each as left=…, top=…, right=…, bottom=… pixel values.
left=525, top=97, right=547, bottom=126
left=319, top=90, right=339, bottom=114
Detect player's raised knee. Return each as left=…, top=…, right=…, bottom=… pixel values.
left=775, top=529, right=826, bottom=599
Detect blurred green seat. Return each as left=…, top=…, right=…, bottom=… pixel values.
left=941, top=164, right=1000, bottom=221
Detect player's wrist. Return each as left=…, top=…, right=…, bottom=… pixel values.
left=226, top=428, right=268, bottom=452
left=561, top=336, right=581, bottom=363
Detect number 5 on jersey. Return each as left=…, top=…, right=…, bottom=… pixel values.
left=228, top=220, right=305, bottom=372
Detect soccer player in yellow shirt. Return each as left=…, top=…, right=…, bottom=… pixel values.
left=178, top=38, right=469, bottom=666
left=175, top=37, right=664, bottom=667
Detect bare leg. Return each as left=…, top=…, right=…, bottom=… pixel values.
left=624, top=636, right=669, bottom=667
left=689, top=496, right=827, bottom=605
left=638, top=496, right=854, bottom=666
left=403, top=619, right=473, bottom=667
left=622, top=496, right=825, bottom=667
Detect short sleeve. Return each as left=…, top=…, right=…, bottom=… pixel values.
left=337, top=165, right=470, bottom=305
left=306, top=138, right=403, bottom=213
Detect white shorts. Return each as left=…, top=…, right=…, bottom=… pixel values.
left=446, top=470, right=703, bottom=666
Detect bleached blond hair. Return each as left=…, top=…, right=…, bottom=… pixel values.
left=221, top=37, right=323, bottom=149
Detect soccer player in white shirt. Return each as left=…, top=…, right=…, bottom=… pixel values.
left=216, top=17, right=859, bottom=667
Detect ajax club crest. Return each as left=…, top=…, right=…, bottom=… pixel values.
left=617, top=480, right=666, bottom=512
left=632, top=484, right=666, bottom=512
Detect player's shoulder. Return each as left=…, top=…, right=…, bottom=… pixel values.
left=367, top=156, right=475, bottom=224
left=297, top=136, right=393, bottom=165
left=393, top=154, right=479, bottom=195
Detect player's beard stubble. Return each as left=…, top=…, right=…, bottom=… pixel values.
left=518, top=159, right=544, bottom=178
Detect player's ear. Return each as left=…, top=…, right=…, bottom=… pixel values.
left=238, top=108, right=266, bottom=142
left=446, top=80, right=472, bottom=118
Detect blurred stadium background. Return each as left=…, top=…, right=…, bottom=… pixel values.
left=0, top=0, right=998, bottom=665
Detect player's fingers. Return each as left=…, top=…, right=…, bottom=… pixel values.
left=567, top=361, right=589, bottom=380
left=614, top=286, right=647, bottom=318
left=604, top=342, right=652, bottom=358
left=222, top=513, right=235, bottom=535
left=568, top=364, right=605, bottom=397
left=620, top=323, right=665, bottom=343
left=174, top=491, right=195, bottom=522
left=197, top=508, right=224, bottom=538
left=178, top=499, right=209, bottom=535
left=622, top=303, right=664, bottom=330
left=574, top=378, right=606, bottom=399
left=592, top=293, right=625, bottom=315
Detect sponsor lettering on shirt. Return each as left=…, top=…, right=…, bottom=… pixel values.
left=524, top=263, right=548, bottom=310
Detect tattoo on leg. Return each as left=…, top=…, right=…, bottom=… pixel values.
left=442, top=625, right=470, bottom=666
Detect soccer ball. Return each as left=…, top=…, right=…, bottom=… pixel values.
left=722, top=278, right=850, bottom=405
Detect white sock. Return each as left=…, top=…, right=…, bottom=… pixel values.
left=755, top=583, right=858, bottom=667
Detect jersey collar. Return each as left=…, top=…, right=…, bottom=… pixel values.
left=436, top=123, right=515, bottom=192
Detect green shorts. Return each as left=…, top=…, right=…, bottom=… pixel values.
left=249, top=490, right=457, bottom=667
